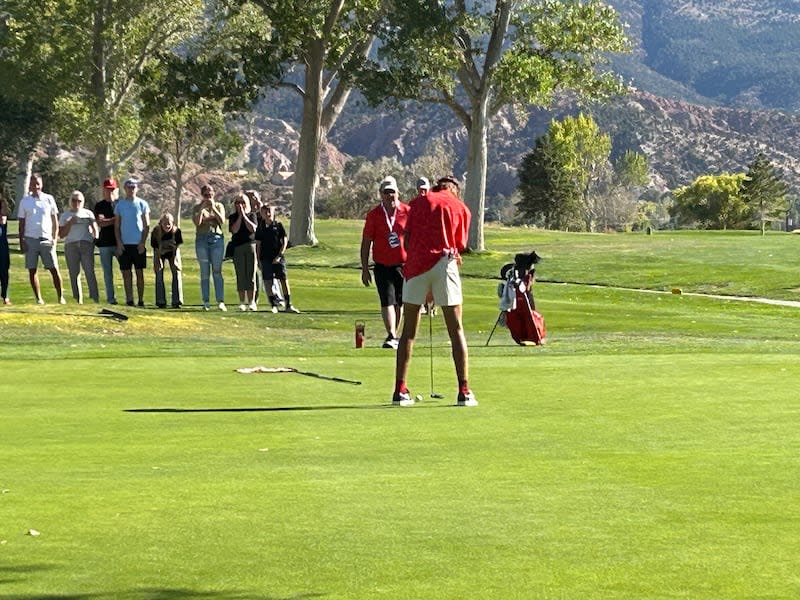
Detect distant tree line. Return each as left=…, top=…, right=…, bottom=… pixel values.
left=670, top=152, right=790, bottom=233
left=1, top=0, right=630, bottom=249
left=515, top=113, right=651, bottom=232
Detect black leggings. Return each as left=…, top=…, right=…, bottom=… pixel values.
left=0, top=238, right=9, bottom=299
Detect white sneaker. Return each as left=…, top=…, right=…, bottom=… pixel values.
left=239, top=303, right=247, bottom=312
left=58, top=297, right=67, bottom=305
left=218, top=302, right=227, bottom=312
left=456, top=390, right=478, bottom=407
left=203, top=303, right=211, bottom=311
left=248, top=302, right=257, bottom=311
left=392, top=391, right=415, bottom=407
left=270, top=305, right=278, bottom=314
left=36, top=298, right=45, bottom=305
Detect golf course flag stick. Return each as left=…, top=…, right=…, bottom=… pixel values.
left=235, top=366, right=361, bottom=385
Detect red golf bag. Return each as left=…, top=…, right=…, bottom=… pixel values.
left=487, top=251, right=546, bottom=346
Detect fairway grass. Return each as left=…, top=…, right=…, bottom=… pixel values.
left=2, top=226, right=800, bottom=598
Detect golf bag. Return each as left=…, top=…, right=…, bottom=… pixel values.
left=487, top=251, right=546, bottom=346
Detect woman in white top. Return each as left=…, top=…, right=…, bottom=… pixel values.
left=59, top=190, right=100, bottom=303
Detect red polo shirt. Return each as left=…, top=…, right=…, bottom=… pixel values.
left=404, top=189, right=471, bottom=280
left=362, top=201, right=409, bottom=266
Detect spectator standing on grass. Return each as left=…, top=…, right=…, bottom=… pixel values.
left=392, top=176, right=475, bottom=407
left=151, top=212, right=184, bottom=309
left=244, top=189, right=268, bottom=307
left=192, top=183, right=227, bottom=311
left=59, top=190, right=99, bottom=304
left=255, top=202, right=299, bottom=313
left=228, top=193, right=258, bottom=311
left=114, top=178, right=150, bottom=307
left=17, top=174, right=65, bottom=304
left=360, top=175, right=409, bottom=349
left=0, top=192, right=10, bottom=305
left=93, top=178, right=120, bottom=304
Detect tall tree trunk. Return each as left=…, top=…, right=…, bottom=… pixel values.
left=92, top=0, right=112, bottom=187
left=14, top=151, right=34, bottom=206
left=464, top=97, right=489, bottom=251
left=174, top=160, right=185, bottom=228
left=289, top=44, right=325, bottom=247
left=95, top=143, right=112, bottom=184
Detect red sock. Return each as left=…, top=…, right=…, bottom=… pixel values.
left=395, top=380, right=408, bottom=394
left=459, top=380, right=469, bottom=395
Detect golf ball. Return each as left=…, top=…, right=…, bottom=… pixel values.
left=415, top=394, right=423, bottom=402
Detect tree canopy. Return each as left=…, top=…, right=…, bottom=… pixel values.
left=361, top=0, right=630, bottom=249
left=246, top=0, right=387, bottom=246
left=517, top=113, right=613, bottom=231
left=671, top=174, right=749, bottom=230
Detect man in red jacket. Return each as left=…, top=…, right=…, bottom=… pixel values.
left=392, top=176, right=477, bottom=407
left=360, top=176, right=410, bottom=349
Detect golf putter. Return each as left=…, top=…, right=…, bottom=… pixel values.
left=428, top=303, right=444, bottom=399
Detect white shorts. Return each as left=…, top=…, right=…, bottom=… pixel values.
left=403, top=256, right=463, bottom=306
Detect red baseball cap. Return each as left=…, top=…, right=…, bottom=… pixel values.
left=103, top=178, right=118, bottom=190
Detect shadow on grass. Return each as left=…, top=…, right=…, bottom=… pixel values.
left=124, top=403, right=450, bottom=413
left=0, top=590, right=326, bottom=599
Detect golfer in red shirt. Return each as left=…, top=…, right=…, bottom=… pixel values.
left=392, top=176, right=477, bottom=407
left=360, top=176, right=409, bottom=349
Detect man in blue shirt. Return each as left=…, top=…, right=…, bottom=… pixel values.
left=114, top=178, right=150, bottom=307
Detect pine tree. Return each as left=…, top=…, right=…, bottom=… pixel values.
left=741, top=152, right=789, bottom=235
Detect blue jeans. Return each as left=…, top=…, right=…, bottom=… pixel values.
left=98, top=245, right=118, bottom=303
left=195, top=232, right=225, bottom=304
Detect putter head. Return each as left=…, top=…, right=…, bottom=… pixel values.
left=430, top=393, right=445, bottom=399
left=99, top=308, right=129, bottom=321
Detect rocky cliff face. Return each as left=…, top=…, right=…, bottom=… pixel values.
left=597, top=91, right=800, bottom=192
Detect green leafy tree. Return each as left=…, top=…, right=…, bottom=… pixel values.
left=595, top=150, right=649, bottom=231
left=138, top=2, right=278, bottom=224
left=556, top=114, right=612, bottom=231
left=247, top=0, right=387, bottom=246
left=1, top=0, right=208, bottom=190
left=741, top=152, right=789, bottom=235
left=671, top=174, right=749, bottom=230
left=517, top=129, right=582, bottom=230
left=142, top=101, right=242, bottom=226
left=517, top=114, right=611, bottom=231
left=61, top=0, right=206, bottom=183
left=613, top=150, right=649, bottom=189
left=0, top=0, right=84, bottom=197
left=361, top=0, right=629, bottom=249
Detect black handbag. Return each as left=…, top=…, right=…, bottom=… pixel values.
left=224, top=240, right=235, bottom=260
